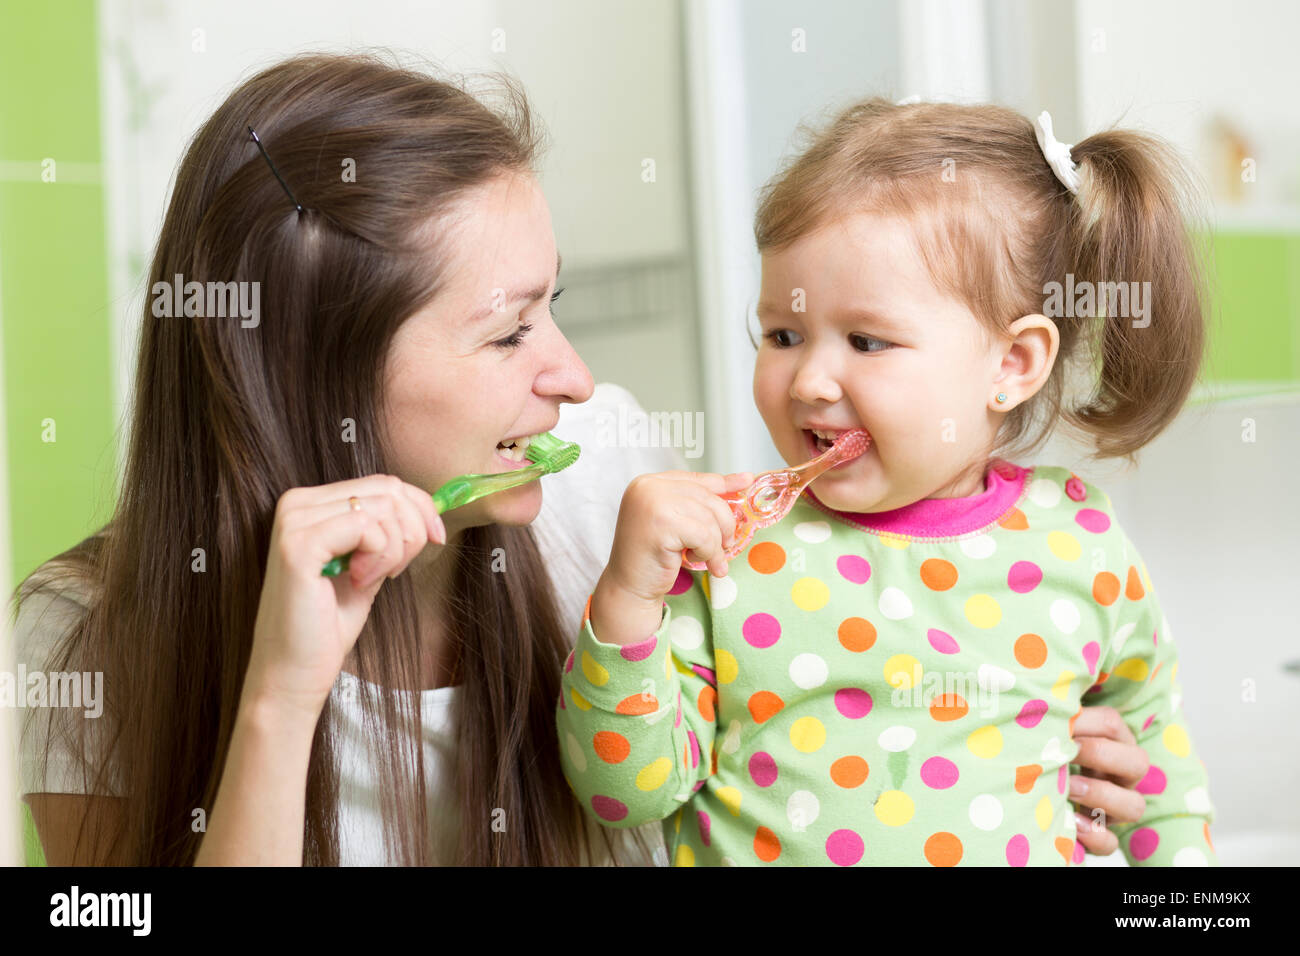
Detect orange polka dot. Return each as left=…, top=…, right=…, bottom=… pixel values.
left=830, top=756, right=870, bottom=788
left=1125, top=566, right=1145, bottom=600
left=592, top=731, right=630, bottom=763
left=998, top=508, right=1028, bottom=530
left=1204, top=823, right=1215, bottom=853
left=1150, top=662, right=1162, bottom=683
left=1092, top=571, right=1121, bottom=606
left=924, top=832, right=962, bottom=866
left=747, top=691, right=785, bottom=723
left=748, top=541, right=786, bottom=574
left=920, top=558, right=958, bottom=591
left=1014, top=633, right=1048, bottom=668
left=616, top=693, right=657, bottom=715
left=838, top=617, right=876, bottom=653
left=1055, top=837, right=1074, bottom=862
left=754, top=826, right=781, bottom=862
left=711, top=744, right=718, bottom=776
left=581, top=593, right=592, bottom=626
left=929, top=693, right=968, bottom=721
left=1068, top=708, right=1081, bottom=737
left=697, top=685, right=716, bottom=722
left=1014, top=764, right=1043, bottom=793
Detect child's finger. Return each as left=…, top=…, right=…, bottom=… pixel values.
left=723, top=472, right=754, bottom=492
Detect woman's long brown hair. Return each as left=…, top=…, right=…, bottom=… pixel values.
left=11, top=52, right=631, bottom=866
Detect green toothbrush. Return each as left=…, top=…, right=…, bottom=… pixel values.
left=320, top=431, right=580, bottom=577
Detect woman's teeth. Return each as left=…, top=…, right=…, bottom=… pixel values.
left=496, top=433, right=542, bottom=462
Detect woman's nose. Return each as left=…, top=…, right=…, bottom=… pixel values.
left=535, top=320, right=595, bottom=404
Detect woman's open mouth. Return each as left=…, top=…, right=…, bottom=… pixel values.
left=494, top=434, right=540, bottom=469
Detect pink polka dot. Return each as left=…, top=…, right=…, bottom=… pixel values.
left=1057, top=765, right=1068, bottom=794
left=920, top=756, right=959, bottom=789
left=1082, top=641, right=1100, bottom=676
left=691, top=664, right=716, bottom=686
left=687, top=729, right=700, bottom=769
left=1141, top=713, right=1155, bottom=732
left=1072, top=840, right=1086, bottom=864
left=834, top=687, right=873, bottom=719
left=1075, top=508, right=1110, bottom=533
left=1006, top=834, right=1029, bottom=867
left=927, top=628, right=960, bottom=654
left=697, top=810, right=711, bottom=847
left=1015, top=699, right=1048, bottom=729
left=564, top=650, right=574, bottom=672
left=1137, top=765, right=1167, bottom=795
left=1129, top=827, right=1159, bottom=861
left=592, top=795, right=628, bottom=822
left=837, top=554, right=871, bottom=584
left=1065, top=476, right=1087, bottom=502
left=621, top=635, right=657, bottom=661
left=692, top=780, right=704, bottom=792
left=826, top=829, right=865, bottom=866
left=668, top=568, right=694, bottom=595
left=1007, top=560, right=1043, bottom=593
left=742, top=612, right=782, bottom=648
left=749, top=751, right=778, bottom=787
left=674, top=689, right=682, bottom=728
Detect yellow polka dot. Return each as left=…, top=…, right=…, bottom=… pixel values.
left=1140, top=561, right=1152, bottom=594
left=879, top=532, right=910, bottom=550
left=1035, top=795, right=1054, bottom=831
left=674, top=807, right=682, bottom=832
left=717, top=786, right=743, bottom=816
left=966, top=724, right=1003, bottom=759
left=874, top=790, right=915, bottom=826
left=1171, top=660, right=1178, bottom=684
left=1051, top=670, right=1076, bottom=700
left=1048, top=530, right=1081, bottom=561
left=789, top=716, right=826, bottom=753
left=701, top=575, right=711, bottom=601
left=884, top=654, right=923, bottom=690
left=964, top=594, right=1002, bottom=629
left=570, top=687, right=591, bottom=711
left=716, top=648, right=739, bottom=684
left=581, top=651, right=609, bottom=687
left=1163, top=724, right=1190, bottom=758
left=665, top=649, right=671, bottom=680
left=636, top=757, right=673, bottom=791
left=673, top=657, right=695, bottom=677
left=791, top=577, right=830, bottom=611
left=1113, top=658, right=1149, bottom=681
left=674, top=844, right=695, bottom=866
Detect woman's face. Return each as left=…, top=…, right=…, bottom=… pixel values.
left=384, top=172, right=594, bottom=536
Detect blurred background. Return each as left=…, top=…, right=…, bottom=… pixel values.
left=1, top=0, right=1296, bottom=866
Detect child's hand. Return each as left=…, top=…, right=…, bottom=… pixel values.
left=588, top=471, right=752, bottom=646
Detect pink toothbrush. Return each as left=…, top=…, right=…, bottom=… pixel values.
left=681, top=428, right=872, bottom=570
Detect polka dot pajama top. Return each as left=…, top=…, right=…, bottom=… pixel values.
left=556, top=460, right=1219, bottom=866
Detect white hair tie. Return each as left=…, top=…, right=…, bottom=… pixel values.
left=1033, top=110, right=1081, bottom=195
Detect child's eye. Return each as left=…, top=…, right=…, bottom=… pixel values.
left=850, top=333, right=892, bottom=353
left=762, top=329, right=802, bottom=348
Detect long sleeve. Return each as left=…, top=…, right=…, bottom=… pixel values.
left=556, top=570, right=719, bottom=831
left=1080, top=531, right=1218, bottom=866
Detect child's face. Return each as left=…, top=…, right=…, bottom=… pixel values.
left=754, top=212, right=1016, bottom=514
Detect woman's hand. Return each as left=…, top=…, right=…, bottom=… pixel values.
left=589, top=470, right=752, bottom=647
left=242, top=474, right=446, bottom=720
left=1069, top=705, right=1151, bottom=856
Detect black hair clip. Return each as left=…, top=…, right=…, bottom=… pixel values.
left=248, top=125, right=303, bottom=214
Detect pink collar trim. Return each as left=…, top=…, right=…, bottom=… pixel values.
left=805, top=459, right=1031, bottom=539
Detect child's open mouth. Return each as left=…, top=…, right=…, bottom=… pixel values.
left=803, top=428, right=872, bottom=468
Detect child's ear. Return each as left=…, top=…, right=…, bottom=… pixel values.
left=992, top=314, right=1059, bottom=404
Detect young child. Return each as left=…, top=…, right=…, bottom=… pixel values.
left=555, top=98, right=1218, bottom=866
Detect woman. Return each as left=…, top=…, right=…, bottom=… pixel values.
left=11, top=53, right=1150, bottom=866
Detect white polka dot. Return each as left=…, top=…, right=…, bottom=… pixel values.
left=720, top=856, right=739, bottom=866
left=877, top=725, right=916, bottom=752
left=978, top=663, right=1015, bottom=694
left=721, top=719, right=743, bottom=754
left=878, top=586, right=913, bottom=620
left=1111, top=621, right=1136, bottom=654
left=793, top=520, right=832, bottom=543
left=1185, top=786, right=1212, bottom=815
left=709, top=573, right=738, bottom=610
left=565, top=733, right=586, bottom=772
left=1162, top=611, right=1174, bottom=644
left=1172, top=847, right=1210, bottom=866
left=1041, top=737, right=1065, bottom=765
left=1050, top=598, right=1081, bottom=635
left=789, top=653, right=828, bottom=689
left=1171, top=691, right=1181, bottom=714
left=1026, top=477, right=1063, bottom=510
left=670, top=614, right=704, bottom=650
left=959, top=533, right=997, bottom=559
left=787, top=791, right=820, bottom=830
left=969, top=794, right=1003, bottom=831
left=652, top=845, right=670, bottom=866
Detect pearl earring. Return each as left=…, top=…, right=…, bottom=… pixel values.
left=995, top=392, right=1008, bottom=404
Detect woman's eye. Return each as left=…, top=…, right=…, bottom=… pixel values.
left=491, top=321, right=534, bottom=350
left=761, top=329, right=802, bottom=348
left=850, top=333, right=892, bottom=353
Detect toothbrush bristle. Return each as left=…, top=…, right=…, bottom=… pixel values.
left=832, top=429, right=872, bottom=457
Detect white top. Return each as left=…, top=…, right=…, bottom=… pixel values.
left=11, top=382, right=686, bottom=865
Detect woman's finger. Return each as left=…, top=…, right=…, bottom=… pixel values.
left=1069, top=771, right=1146, bottom=824
left=1073, top=705, right=1137, bottom=746
left=282, top=506, right=390, bottom=580
left=343, top=497, right=406, bottom=589
left=1073, top=812, right=1119, bottom=856
left=1074, top=733, right=1150, bottom=789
